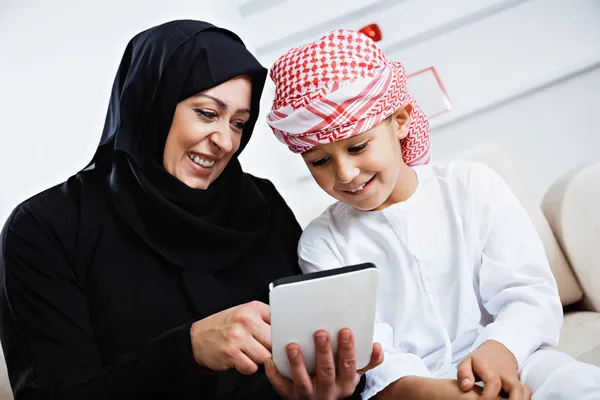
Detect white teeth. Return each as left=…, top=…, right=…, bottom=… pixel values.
left=188, top=153, right=215, bottom=168
left=349, top=183, right=366, bottom=193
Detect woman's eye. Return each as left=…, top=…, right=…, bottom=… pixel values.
left=310, top=157, right=330, bottom=167
left=348, top=143, right=368, bottom=153
left=232, top=121, right=247, bottom=131
left=193, top=108, right=217, bottom=120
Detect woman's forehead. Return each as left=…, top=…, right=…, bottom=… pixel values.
left=193, top=76, right=253, bottom=108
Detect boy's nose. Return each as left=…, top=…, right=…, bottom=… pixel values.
left=334, top=160, right=359, bottom=184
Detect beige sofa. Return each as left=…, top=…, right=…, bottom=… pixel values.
left=0, top=145, right=597, bottom=399
left=459, top=144, right=600, bottom=367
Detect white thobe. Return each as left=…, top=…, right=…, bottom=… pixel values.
left=298, top=161, right=600, bottom=399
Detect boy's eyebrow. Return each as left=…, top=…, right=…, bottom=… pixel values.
left=195, top=94, right=251, bottom=114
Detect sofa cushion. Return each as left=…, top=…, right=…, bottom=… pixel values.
left=542, top=161, right=600, bottom=312
left=456, top=143, right=583, bottom=306
left=557, top=311, right=600, bottom=367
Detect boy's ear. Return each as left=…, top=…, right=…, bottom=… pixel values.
left=391, top=103, right=414, bottom=140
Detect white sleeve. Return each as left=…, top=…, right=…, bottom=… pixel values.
left=298, top=223, right=432, bottom=400
left=298, top=240, right=344, bottom=274
left=361, top=321, right=432, bottom=399
left=470, top=165, right=563, bottom=367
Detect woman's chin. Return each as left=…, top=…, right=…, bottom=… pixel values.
left=176, top=173, right=211, bottom=190
left=189, top=178, right=211, bottom=190
left=172, top=163, right=214, bottom=189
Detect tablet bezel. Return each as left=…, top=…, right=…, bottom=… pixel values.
left=269, top=262, right=377, bottom=290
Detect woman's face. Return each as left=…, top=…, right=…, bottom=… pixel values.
left=163, top=75, right=252, bottom=189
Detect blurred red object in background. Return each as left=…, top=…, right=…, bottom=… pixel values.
left=359, top=24, right=382, bottom=42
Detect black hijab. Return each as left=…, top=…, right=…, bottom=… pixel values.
left=92, top=20, right=271, bottom=280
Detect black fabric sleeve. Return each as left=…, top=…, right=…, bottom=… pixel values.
left=0, top=205, right=212, bottom=399
left=253, top=177, right=303, bottom=274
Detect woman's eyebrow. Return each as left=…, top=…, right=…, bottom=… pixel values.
left=195, top=94, right=250, bottom=114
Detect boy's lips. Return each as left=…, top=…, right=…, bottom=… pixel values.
left=341, top=175, right=376, bottom=195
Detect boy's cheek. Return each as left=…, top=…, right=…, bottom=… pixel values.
left=312, top=175, right=336, bottom=196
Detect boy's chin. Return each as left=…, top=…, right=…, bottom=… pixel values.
left=338, top=195, right=386, bottom=212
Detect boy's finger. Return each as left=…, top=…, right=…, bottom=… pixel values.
left=457, top=356, right=476, bottom=392
left=502, top=374, right=531, bottom=400
left=472, top=358, right=502, bottom=400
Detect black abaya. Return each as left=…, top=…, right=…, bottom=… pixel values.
left=0, top=20, right=302, bottom=399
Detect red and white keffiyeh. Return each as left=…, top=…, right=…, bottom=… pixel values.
left=266, top=29, right=431, bottom=166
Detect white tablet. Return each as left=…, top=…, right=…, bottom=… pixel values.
left=269, top=263, right=380, bottom=379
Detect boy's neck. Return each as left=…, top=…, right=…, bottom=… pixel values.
left=374, top=163, right=419, bottom=211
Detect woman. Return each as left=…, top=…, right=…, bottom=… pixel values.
left=0, top=20, right=381, bottom=399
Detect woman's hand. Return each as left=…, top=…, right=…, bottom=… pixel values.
left=265, top=329, right=384, bottom=399
left=190, top=301, right=272, bottom=375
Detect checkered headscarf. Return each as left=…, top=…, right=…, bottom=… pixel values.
left=266, top=29, right=431, bottom=166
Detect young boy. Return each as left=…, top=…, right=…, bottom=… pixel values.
left=266, top=29, right=600, bottom=399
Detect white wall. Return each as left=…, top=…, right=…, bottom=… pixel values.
left=0, top=0, right=246, bottom=225
left=433, top=68, right=600, bottom=200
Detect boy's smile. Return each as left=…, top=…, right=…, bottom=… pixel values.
left=302, top=105, right=418, bottom=211
left=338, top=174, right=377, bottom=196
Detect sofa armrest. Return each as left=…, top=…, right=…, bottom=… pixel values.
left=542, top=161, right=600, bottom=312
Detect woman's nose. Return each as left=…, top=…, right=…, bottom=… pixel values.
left=210, top=127, right=234, bottom=154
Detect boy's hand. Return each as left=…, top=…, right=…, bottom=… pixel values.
left=457, top=340, right=531, bottom=400
left=377, top=376, right=505, bottom=400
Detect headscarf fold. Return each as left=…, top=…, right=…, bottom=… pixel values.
left=267, top=29, right=430, bottom=165
left=91, top=20, right=270, bottom=276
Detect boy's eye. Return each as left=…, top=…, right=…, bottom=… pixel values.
left=348, top=143, right=368, bottom=153
left=310, top=157, right=330, bottom=167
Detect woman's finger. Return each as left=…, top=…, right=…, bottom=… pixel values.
left=265, top=359, right=294, bottom=399
left=287, top=344, right=314, bottom=398
left=336, top=329, right=361, bottom=398
left=358, top=342, right=383, bottom=374
left=241, top=336, right=272, bottom=366
left=251, top=321, right=273, bottom=352
left=231, top=350, right=260, bottom=375
left=234, top=303, right=272, bottom=351
left=313, top=331, right=337, bottom=398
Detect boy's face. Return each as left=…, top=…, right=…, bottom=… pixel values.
left=302, top=106, right=413, bottom=211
